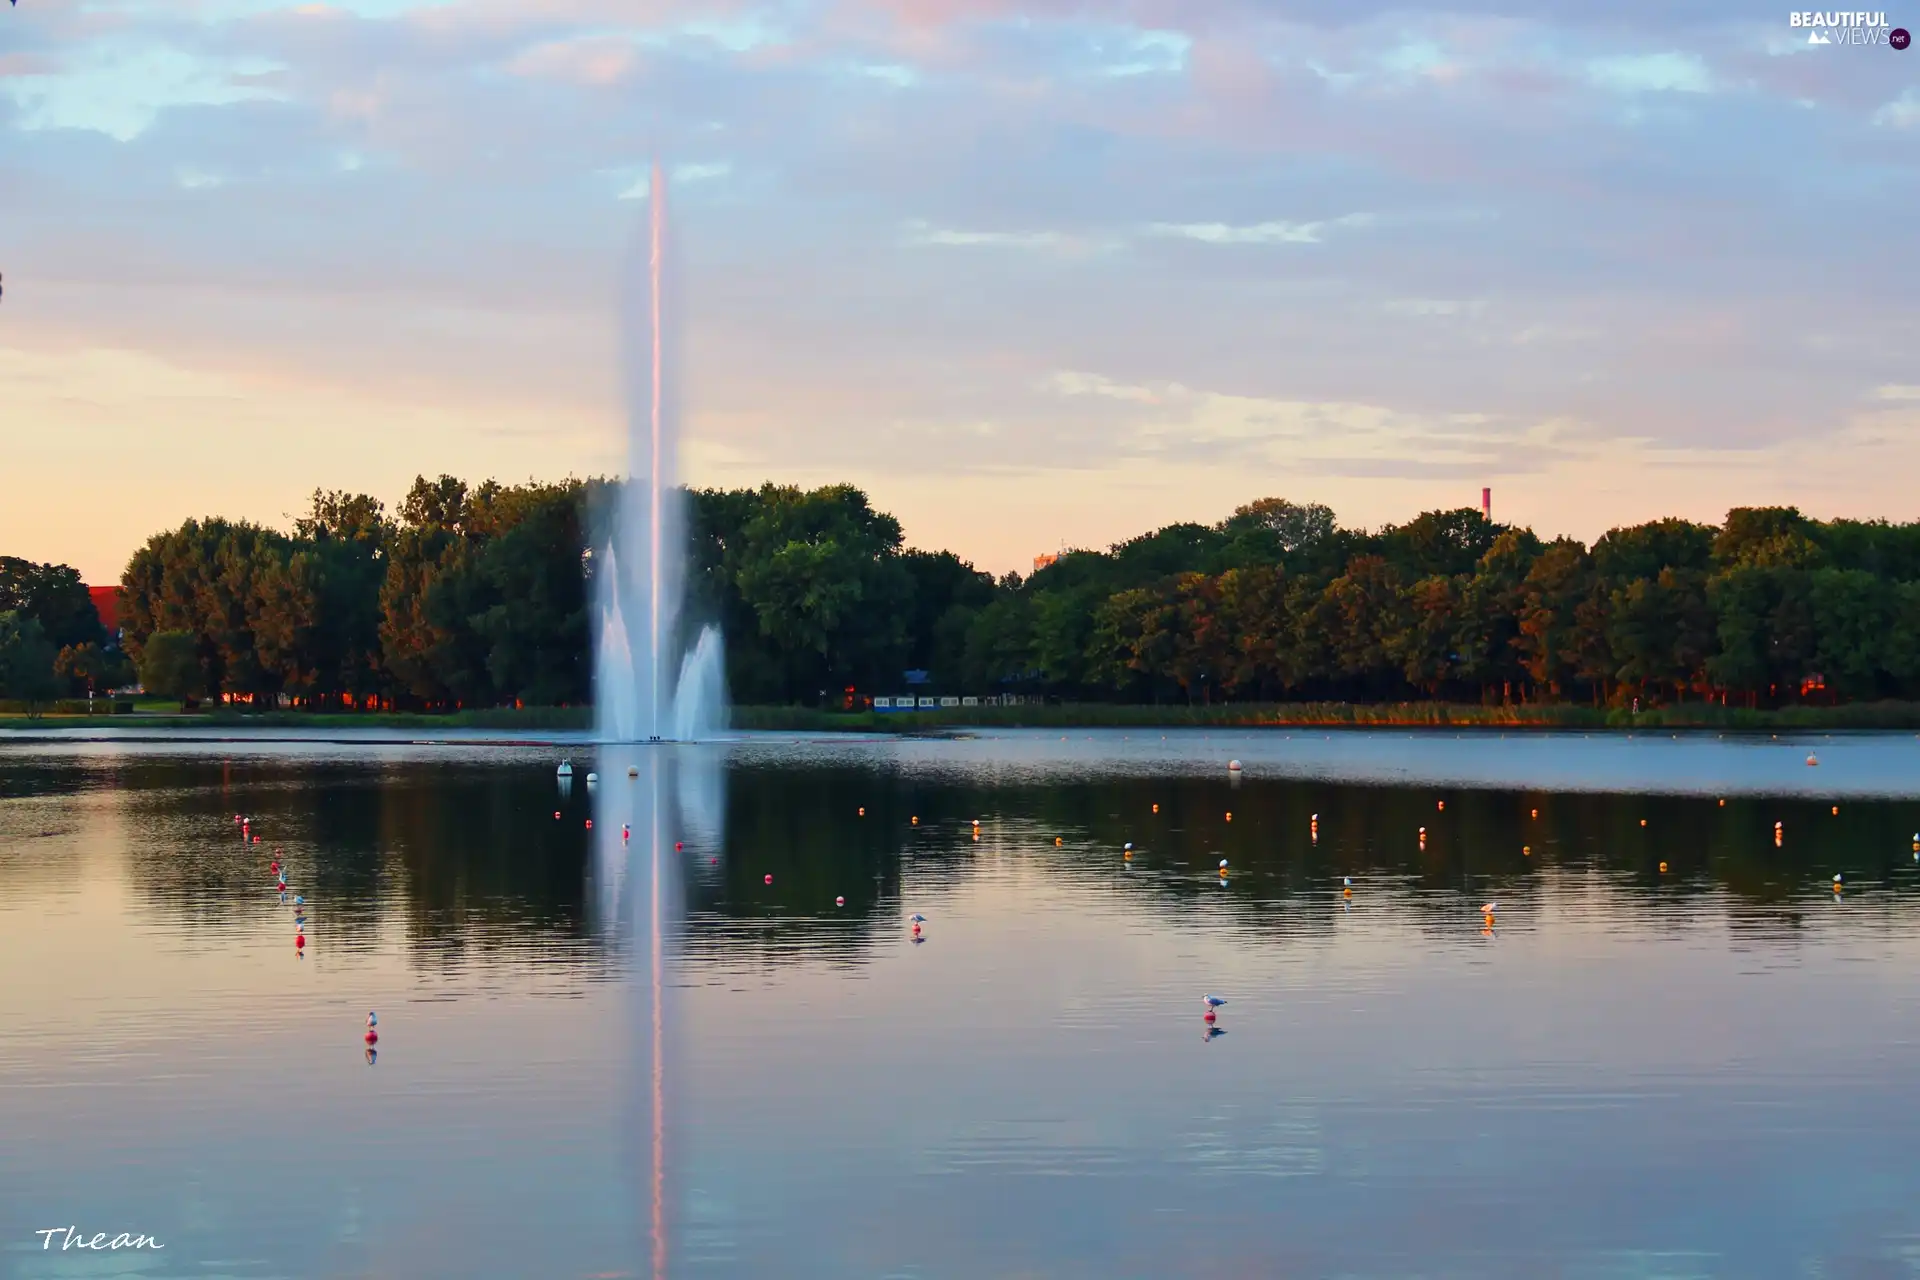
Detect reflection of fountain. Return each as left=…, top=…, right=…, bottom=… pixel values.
left=594, top=162, right=729, bottom=744
left=592, top=745, right=728, bottom=1280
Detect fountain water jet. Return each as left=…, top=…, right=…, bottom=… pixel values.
left=595, top=162, right=728, bottom=743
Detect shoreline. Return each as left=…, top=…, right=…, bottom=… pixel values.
left=7, top=700, right=1920, bottom=736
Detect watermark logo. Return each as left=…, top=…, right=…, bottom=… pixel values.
left=33, top=1227, right=165, bottom=1252
left=1789, top=10, right=1905, bottom=44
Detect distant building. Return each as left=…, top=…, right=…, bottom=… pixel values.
left=1481, top=488, right=1491, bottom=521
left=1033, top=553, right=1059, bottom=572
left=87, top=585, right=122, bottom=642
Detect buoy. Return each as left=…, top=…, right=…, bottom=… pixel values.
left=234, top=815, right=242, bottom=823
left=622, top=824, right=630, bottom=840
left=1639, top=819, right=1647, bottom=827
left=1054, top=836, right=1063, bottom=847
left=1437, top=800, right=1445, bottom=811
left=835, top=896, right=845, bottom=906
left=675, top=842, right=683, bottom=852
left=1124, top=850, right=1133, bottom=860
left=295, top=934, right=305, bottom=949
left=1832, top=806, right=1839, bottom=815
left=1719, top=799, right=1725, bottom=806
left=858, top=807, right=866, bottom=817
left=557, top=761, right=573, bottom=777
left=628, top=766, right=638, bottom=777
left=764, top=874, right=773, bottom=885
left=1523, top=845, right=1530, bottom=855
left=585, top=772, right=598, bottom=785
left=911, top=816, right=919, bottom=825
left=1530, top=808, right=1537, bottom=819
left=554, top=811, right=561, bottom=820
left=584, top=819, right=593, bottom=829
left=1807, top=754, right=1818, bottom=766
left=365, top=1030, right=377, bottom=1044
left=252, top=835, right=260, bottom=843
left=1151, top=803, right=1159, bottom=814
left=1204, top=1010, right=1216, bottom=1023
left=1228, top=760, right=1242, bottom=773
left=1659, top=861, right=1668, bottom=873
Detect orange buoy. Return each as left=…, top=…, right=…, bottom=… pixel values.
left=1437, top=800, right=1445, bottom=811
left=1152, top=804, right=1159, bottom=813
left=1530, top=808, right=1538, bottom=819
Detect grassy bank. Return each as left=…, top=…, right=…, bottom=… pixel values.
left=11, top=700, right=1920, bottom=734
left=736, top=700, right=1920, bottom=732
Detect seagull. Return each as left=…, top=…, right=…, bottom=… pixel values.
left=1203, top=995, right=1227, bottom=1011
left=367, top=1011, right=378, bottom=1028
left=908, top=913, right=926, bottom=923
left=1481, top=901, right=1499, bottom=915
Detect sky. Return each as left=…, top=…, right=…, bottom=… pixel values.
left=1, top=0, right=1917, bottom=583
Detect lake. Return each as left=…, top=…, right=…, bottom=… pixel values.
left=4, top=728, right=1920, bottom=1279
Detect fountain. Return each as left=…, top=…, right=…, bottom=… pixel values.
left=595, top=162, right=728, bottom=743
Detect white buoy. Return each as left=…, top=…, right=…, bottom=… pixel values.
left=557, top=761, right=573, bottom=777
left=585, top=772, right=599, bottom=785
left=1228, top=759, right=1242, bottom=772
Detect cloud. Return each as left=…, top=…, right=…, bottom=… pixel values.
left=1585, top=51, right=1713, bottom=95
left=1873, top=89, right=1920, bottom=128
left=1148, top=213, right=1375, bottom=245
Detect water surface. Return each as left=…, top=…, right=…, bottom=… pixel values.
left=4, top=730, right=1920, bottom=1278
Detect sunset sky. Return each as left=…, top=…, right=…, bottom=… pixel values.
left=2, top=0, right=1916, bottom=583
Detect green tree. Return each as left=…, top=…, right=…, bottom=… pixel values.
left=54, top=642, right=132, bottom=699
left=139, top=630, right=205, bottom=710
left=0, top=611, right=60, bottom=709
left=0, top=558, right=107, bottom=652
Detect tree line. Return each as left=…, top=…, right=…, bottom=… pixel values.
left=5, top=479, right=1920, bottom=712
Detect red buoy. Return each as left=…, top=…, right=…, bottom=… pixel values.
left=252, top=835, right=261, bottom=843
left=675, top=842, right=683, bottom=852
left=764, top=874, right=773, bottom=885
left=295, top=934, right=305, bottom=949
left=1204, top=1010, right=1215, bottom=1023
left=585, top=819, right=593, bottom=829
left=365, top=1030, right=377, bottom=1044
left=554, top=811, right=561, bottom=820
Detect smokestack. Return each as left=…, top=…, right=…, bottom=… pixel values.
left=1481, top=487, right=1491, bottom=521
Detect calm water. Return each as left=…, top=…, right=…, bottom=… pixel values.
left=5, top=729, right=1920, bottom=1279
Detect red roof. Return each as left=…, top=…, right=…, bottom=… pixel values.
left=88, top=585, right=120, bottom=634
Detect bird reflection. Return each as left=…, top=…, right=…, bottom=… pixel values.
left=1204, top=1025, right=1226, bottom=1043
left=365, top=1047, right=377, bottom=1066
